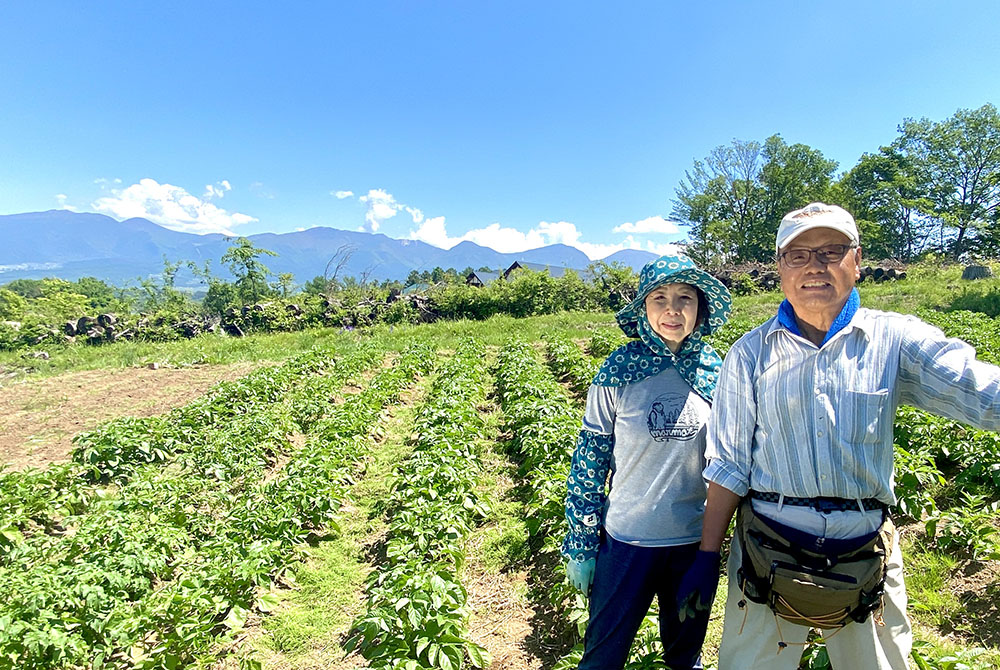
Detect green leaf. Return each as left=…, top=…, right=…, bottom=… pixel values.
left=466, top=641, right=491, bottom=668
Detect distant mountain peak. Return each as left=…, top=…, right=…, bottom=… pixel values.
left=0, top=210, right=661, bottom=286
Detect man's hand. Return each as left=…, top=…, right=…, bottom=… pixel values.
left=676, top=550, right=721, bottom=622
left=566, top=557, right=596, bottom=595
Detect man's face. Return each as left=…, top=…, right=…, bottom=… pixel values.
left=778, top=227, right=861, bottom=324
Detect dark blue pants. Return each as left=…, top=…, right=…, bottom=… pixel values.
left=578, top=535, right=708, bottom=670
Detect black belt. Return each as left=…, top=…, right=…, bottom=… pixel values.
left=749, top=490, right=886, bottom=513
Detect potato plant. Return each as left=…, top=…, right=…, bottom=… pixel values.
left=493, top=341, right=584, bottom=630
left=347, top=339, right=491, bottom=670
left=544, top=335, right=600, bottom=397
left=0, top=342, right=434, bottom=669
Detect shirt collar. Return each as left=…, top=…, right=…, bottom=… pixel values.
left=769, top=288, right=868, bottom=345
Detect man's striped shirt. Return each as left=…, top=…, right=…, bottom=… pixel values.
left=704, top=308, right=1000, bottom=504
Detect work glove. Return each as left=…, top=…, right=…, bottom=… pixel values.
left=566, top=557, right=596, bottom=595
left=676, top=550, right=721, bottom=622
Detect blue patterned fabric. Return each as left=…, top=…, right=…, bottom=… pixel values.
left=615, top=255, right=732, bottom=338
left=563, top=255, right=730, bottom=562
left=597, top=254, right=731, bottom=402
left=562, top=429, right=614, bottom=562
left=777, top=287, right=860, bottom=346
left=593, top=328, right=723, bottom=403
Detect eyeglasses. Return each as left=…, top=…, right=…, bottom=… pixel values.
left=778, top=244, right=857, bottom=268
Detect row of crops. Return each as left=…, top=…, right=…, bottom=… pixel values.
left=2, top=318, right=999, bottom=669
left=347, top=339, right=493, bottom=670
left=0, top=338, right=436, bottom=669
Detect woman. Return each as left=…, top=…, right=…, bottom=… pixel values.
left=562, top=254, right=731, bottom=670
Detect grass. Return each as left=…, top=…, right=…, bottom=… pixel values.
left=12, top=261, right=1000, bottom=384
left=0, top=326, right=355, bottom=383
left=246, top=366, right=432, bottom=668
left=903, top=536, right=962, bottom=631
left=6, top=265, right=1000, bottom=668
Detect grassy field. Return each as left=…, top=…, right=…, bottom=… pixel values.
left=2, top=264, right=1000, bottom=669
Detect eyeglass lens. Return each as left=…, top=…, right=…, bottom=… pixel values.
left=781, top=245, right=852, bottom=267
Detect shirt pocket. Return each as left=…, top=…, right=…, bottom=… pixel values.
left=839, top=389, right=889, bottom=445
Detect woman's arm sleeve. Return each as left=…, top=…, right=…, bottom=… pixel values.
left=562, top=386, right=615, bottom=562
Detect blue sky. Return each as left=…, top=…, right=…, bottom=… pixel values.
left=2, top=1, right=999, bottom=260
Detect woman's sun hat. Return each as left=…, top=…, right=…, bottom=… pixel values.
left=615, top=254, right=732, bottom=338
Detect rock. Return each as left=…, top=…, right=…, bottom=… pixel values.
left=86, top=326, right=106, bottom=344
left=962, top=265, right=993, bottom=280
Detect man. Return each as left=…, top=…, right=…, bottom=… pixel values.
left=676, top=202, right=1000, bottom=669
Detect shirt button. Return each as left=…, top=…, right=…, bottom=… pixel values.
left=817, top=431, right=825, bottom=437
left=820, top=474, right=828, bottom=480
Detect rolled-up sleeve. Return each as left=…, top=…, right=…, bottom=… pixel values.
left=703, top=335, right=757, bottom=496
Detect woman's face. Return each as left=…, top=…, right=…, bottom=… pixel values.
left=644, top=282, right=700, bottom=353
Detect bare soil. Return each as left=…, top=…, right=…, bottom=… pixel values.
left=0, top=362, right=264, bottom=471
left=466, top=560, right=548, bottom=670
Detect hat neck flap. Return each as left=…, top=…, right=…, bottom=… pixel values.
left=593, top=303, right=722, bottom=402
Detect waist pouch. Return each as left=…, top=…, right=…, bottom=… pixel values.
left=736, top=498, right=893, bottom=628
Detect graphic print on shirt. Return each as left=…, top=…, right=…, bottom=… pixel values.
left=646, top=392, right=701, bottom=442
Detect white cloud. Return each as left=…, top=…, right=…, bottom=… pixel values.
left=405, top=206, right=424, bottom=224
left=358, top=187, right=676, bottom=261
left=612, top=215, right=680, bottom=235
left=408, top=216, right=451, bottom=247
left=92, top=178, right=257, bottom=235
left=408, top=218, right=654, bottom=260
left=644, top=240, right=684, bottom=256
left=358, top=188, right=400, bottom=233
left=250, top=181, right=276, bottom=199
left=55, top=194, right=78, bottom=211
left=202, top=180, right=232, bottom=200
left=333, top=190, right=354, bottom=199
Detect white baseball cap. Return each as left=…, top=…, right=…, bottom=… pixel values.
left=775, top=202, right=860, bottom=252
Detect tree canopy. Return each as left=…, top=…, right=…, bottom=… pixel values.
left=673, top=134, right=836, bottom=266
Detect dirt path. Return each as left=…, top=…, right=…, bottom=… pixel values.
left=465, top=532, right=548, bottom=670
left=0, top=362, right=263, bottom=471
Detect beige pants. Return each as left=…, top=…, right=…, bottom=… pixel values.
left=717, top=531, right=912, bottom=670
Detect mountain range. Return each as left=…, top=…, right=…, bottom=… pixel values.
left=0, top=210, right=660, bottom=287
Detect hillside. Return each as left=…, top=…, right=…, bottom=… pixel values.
left=0, top=210, right=658, bottom=286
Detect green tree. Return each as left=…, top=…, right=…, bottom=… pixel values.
left=0, top=288, right=27, bottom=321
left=897, top=103, right=1000, bottom=257
left=202, top=281, right=239, bottom=317
left=405, top=270, right=422, bottom=287
left=673, top=135, right=836, bottom=265
left=588, top=261, right=638, bottom=311
left=302, top=275, right=330, bottom=295
left=836, top=145, right=935, bottom=261
left=73, top=276, right=124, bottom=312
left=30, top=279, right=91, bottom=322
left=131, top=258, right=191, bottom=314
left=274, top=272, right=296, bottom=298
left=2, top=279, right=44, bottom=299
left=221, top=237, right=278, bottom=305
